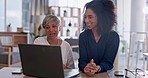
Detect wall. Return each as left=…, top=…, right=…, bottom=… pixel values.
left=117, top=0, right=147, bottom=69
left=49, top=0, right=91, bottom=14
left=117, top=0, right=131, bottom=43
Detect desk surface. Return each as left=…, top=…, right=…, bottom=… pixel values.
left=0, top=67, right=110, bottom=78
left=10, top=62, right=114, bottom=78
left=2, top=62, right=121, bottom=78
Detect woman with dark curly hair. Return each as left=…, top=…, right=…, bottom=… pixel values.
left=78, top=0, right=120, bottom=76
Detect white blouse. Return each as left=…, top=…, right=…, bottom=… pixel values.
left=33, top=36, right=75, bottom=68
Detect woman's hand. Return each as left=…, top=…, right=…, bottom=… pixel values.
left=90, top=59, right=101, bottom=73
left=63, top=64, right=68, bottom=69
left=84, top=63, right=96, bottom=76
left=84, top=59, right=101, bottom=76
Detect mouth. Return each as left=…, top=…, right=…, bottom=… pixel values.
left=87, top=25, right=91, bottom=29
left=48, top=33, right=56, bottom=37
left=86, top=23, right=91, bottom=27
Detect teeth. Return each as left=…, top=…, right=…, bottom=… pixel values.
left=49, top=33, right=55, bottom=36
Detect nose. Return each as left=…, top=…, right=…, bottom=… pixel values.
left=84, top=17, right=89, bottom=23
left=49, top=27, right=53, bottom=31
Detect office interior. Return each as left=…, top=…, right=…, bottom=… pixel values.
left=0, top=0, right=148, bottom=77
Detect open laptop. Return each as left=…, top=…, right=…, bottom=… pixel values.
left=18, top=44, right=79, bottom=78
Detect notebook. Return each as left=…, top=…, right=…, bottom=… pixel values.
left=18, top=44, right=79, bottom=78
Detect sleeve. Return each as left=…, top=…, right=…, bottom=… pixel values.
left=33, top=37, right=43, bottom=44
left=66, top=44, right=75, bottom=69
left=78, top=33, right=88, bottom=72
left=99, top=32, right=120, bottom=72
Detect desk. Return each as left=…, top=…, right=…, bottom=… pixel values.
left=8, top=63, right=111, bottom=78
left=0, top=67, right=110, bottom=78
left=0, top=32, right=27, bottom=47
left=7, top=62, right=118, bottom=78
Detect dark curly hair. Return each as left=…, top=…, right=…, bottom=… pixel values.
left=83, top=0, right=116, bottom=35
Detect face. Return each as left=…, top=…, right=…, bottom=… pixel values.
left=44, top=20, right=60, bottom=40
left=84, top=8, right=98, bottom=30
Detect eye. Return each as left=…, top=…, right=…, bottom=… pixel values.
left=52, top=25, right=58, bottom=28
left=45, top=26, right=50, bottom=29
left=88, top=16, right=93, bottom=19
left=52, top=25, right=56, bottom=28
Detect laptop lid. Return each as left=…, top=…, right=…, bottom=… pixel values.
left=18, top=44, right=64, bottom=78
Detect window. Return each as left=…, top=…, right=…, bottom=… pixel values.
left=0, top=0, right=5, bottom=31
left=6, top=0, right=22, bottom=32
left=0, top=0, right=22, bottom=32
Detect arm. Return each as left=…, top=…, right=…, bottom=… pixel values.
left=99, top=32, right=120, bottom=72
left=66, top=46, right=75, bottom=69
left=78, top=33, right=89, bottom=72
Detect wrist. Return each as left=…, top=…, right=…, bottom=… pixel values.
left=96, top=66, right=101, bottom=73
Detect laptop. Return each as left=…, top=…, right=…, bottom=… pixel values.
left=18, top=44, right=79, bottom=78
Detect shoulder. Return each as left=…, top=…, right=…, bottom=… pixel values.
left=105, top=31, right=120, bottom=42
left=79, top=29, right=91, bottom=38
left=62, top=40, right=71, bottom=47
left=61, top=40, right=72, bottom=53
left=34, top=36, right=47, bottom=41
left=33, top=36, right=47, bottom=44
left=102, top=31, right=119, bottom=39
left=108, top=31, right=119, bottom=38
